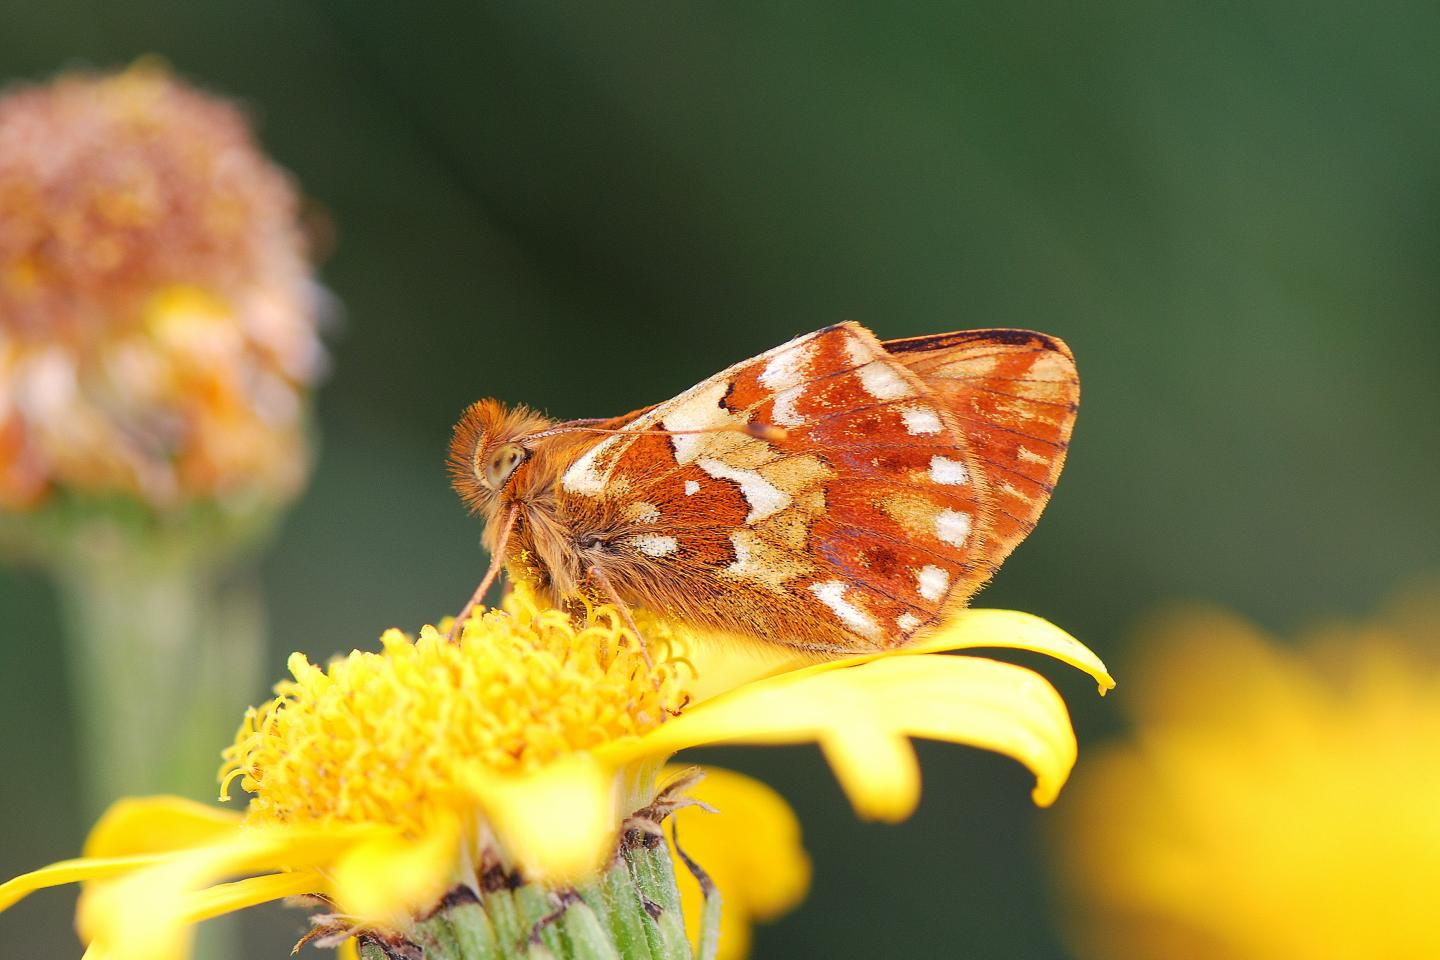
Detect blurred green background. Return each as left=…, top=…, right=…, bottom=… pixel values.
left=2, top=1, right=1437, bottom=957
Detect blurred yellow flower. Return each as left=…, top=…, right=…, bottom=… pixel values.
left=1, top=584, right=1110, bottom=959
left=1051, top=589, right=1440, bottom=960
left=0, top=63, right=324, bottom=513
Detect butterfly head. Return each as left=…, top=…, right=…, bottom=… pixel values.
left=448, top=399, right=555, bottom=516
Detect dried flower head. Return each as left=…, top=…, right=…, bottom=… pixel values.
left=0, top=63, right=325, bottom=512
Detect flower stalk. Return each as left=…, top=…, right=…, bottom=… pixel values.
left=54, top=522, right=267, bottom=813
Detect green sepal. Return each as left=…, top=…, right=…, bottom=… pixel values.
left=350, top=831, right=703, bottom=959
left=558, top=897, right=622, bottom=960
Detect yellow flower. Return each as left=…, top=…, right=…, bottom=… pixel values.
left=1051, top=589, right=1440, bottom=960
left=0, top=63, right=324, bottom=513
left=1, top=584, right=1111, bottom=958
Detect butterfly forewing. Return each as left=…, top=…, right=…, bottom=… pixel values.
left=553, top=322, right=1013, bottom=653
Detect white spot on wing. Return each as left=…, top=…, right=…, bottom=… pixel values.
left=770, top=386, right=804, bottom=426
left=808, top=580, right=881, bottom=638
left=843, top=334, right=874, bottom=368
left=663, top=379, right=741, bottom=464
left=1017, top=445, right=1048, bottom=466
left=936, top=508, right=972, bottom=547
left=929, top=456, right=969, bottom=486
left=627, top=501, right=661, bottom=524
left=900, top=404, right=942, bottom=436
left=917, top=564, right=951, bottom=602
left=897, top=612, right=922, bottom=632
left=761, top=340, right=815, bottom=426
left=726, top=530, right=756, bottom=574
left=760, top=341, right=811, bottom=392
left=627, top=534, right=678, bottom=558
left=723, top=529, right=789, bottom=592
left=613, top=327, right=824, bottom=468
left=561, top=436, right=620, bottom=495
left=698, top=457, right=790, bottom=523
left=857, top=361, right=915, bottom=401
left=684, top=480, right=700, bottom=496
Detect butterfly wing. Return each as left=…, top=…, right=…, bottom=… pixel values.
left=552, top=322, right=1074, bottom=653
left=883, top=328, right=1079, bottom=576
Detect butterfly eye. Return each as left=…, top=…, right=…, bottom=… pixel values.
left=482, top=443, right=527, bottom=491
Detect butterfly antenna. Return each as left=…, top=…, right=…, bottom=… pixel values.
left=448, top=503, right=519, bottom=641
left=527, top=422, right=789, bottom=444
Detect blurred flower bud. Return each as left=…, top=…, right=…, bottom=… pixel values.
left=0, top=63, right=326, bottom=523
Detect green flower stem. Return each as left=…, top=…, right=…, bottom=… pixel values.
left=54, top=535, right=265, bottom=811
left=48, top=521, right=270, bottom=960
left=358, top=832, right=705, bottom=960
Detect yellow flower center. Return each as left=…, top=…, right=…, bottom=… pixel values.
left=220, top=584, right=690, bottom=836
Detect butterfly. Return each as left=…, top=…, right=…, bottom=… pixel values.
left=448, top=322, right=1078, bottom=656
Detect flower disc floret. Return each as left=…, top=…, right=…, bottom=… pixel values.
left=221, top=585, right=689, bottom=836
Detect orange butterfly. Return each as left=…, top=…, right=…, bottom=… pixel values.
left=448, top=322, right=1078, bottom=656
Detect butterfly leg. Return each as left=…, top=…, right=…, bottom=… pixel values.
left=448, top=504, right=519, bottom=641
left=586, top=564, right=657, bottom=675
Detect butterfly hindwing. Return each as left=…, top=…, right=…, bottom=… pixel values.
left=883, top=329, right=1079, bottom=575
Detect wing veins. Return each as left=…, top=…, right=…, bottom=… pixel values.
left=946, top=413, right=1066, bottom=448
left=972, top=456, right=1058, bottom=491
left=963, top=384, right=1077, bottom=409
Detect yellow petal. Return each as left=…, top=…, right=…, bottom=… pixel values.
left=767, top=609, right=1114, bottom=695
left=85, top=796, right=242, bottom=858
left=0, top=854, right=170, bottom=912
left=468, top=753, right=617, bottom=882
left=855, top=656, right=1080, bottom=807
left=80, top=865, right=197, bottom=960
left=616, top=654, right=1078, bottom=811
left=182, top=870, right=326, bottom=924
left=667, top=765, right=810, bottom=960
left=77, top=822, right=380, bottom=960
left=82, top=869, right=320, bottom=960
left=330, top=819, right=460, bottom=927
left=911, top=609, right=1116, bottom=695
left=819, top=727, right=921, bottom=821
left=3, top=801, right=268, bottom=916
left=677, top=629, right=810, bottom=704
left=676, top=609, right=1111, bottom=705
